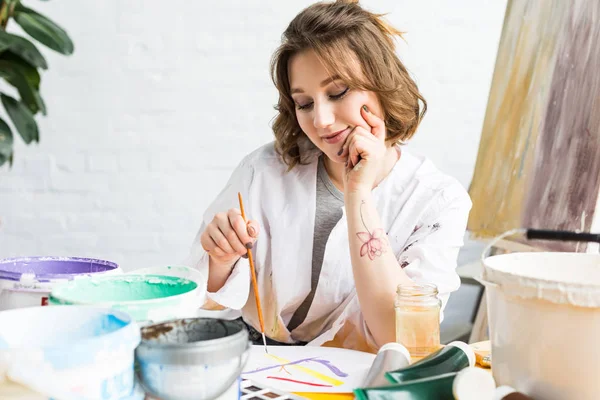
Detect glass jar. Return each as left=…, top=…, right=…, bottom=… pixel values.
left=395, top=283, right=442, bottom=357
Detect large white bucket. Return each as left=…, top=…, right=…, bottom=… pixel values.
left=0, top=306, right=143, bottom=399
left=482, top=251, right=600, bottom=400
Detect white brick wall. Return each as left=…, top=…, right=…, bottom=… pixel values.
left=0, top=0, right=506, bottom=271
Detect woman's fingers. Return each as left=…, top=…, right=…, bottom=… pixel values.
left=340, top=126, right=373, bottom=159
left=339, top=126, right=358, bottom=158
left=344, top=128, right=377, bottom=168
left=200, top=209, right=260, bottom=262
left=228, top=209, right=256, bottom=250
left=349, top=135, right=365, bottom=168
left=247, top=220, right=260, bottom=238
left=217, top=212, right=247, bottom=255
left=360, top=105, right=386, bottom=140
left=200, top=230, right=227, bottom=257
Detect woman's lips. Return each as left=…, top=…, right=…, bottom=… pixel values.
left=322, top=127, right=350, bottom=144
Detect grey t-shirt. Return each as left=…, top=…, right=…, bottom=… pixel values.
left=286, top=155, right=344, bottom=332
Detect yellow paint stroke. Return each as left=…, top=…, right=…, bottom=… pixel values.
left=266, top=354, right=344, bottom=386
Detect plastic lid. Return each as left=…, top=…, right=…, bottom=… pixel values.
left=447, top=341, right=476, bottom=367
left=483, top=252, right=600, bottom=307
left=453, top=367, right=496, bottom=400
left=378, top=342, right=411, bottom=363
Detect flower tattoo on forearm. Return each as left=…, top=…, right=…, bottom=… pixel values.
left=356, top=200, right=386, bottom=260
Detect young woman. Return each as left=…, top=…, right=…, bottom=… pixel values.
left=185, top=0, right=471, bottom=352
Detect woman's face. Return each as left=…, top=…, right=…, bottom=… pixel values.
left=288, top=49, right=383, bottom=164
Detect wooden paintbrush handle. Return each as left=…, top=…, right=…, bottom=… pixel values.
left=238, top=192, right=267, bottom=334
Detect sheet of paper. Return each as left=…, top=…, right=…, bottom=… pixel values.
left=241, top=345, right=375, bottom=393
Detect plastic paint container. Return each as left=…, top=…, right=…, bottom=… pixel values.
left=481, top=251, right=600, bottom=400
left=49, top=274, right=202, bottom=324
left=136, top=318, right=250, bottom=400
left=0, top=306, right=142, bottom=400
left=0, top=257, right=120, bottom=311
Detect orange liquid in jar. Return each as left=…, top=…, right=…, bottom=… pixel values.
left=395, top=304, right=440, bottom=357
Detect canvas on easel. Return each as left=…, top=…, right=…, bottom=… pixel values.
left=467, top=0, right=600, bottom=253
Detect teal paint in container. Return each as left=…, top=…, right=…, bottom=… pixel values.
left=0, top=306, right=144, bottom=400
left=49, top=274, right=202, bottom=324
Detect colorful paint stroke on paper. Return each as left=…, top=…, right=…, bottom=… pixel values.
left=468, top=0, right=600, bottom=251
left=241, top=345, right=375, bottom=393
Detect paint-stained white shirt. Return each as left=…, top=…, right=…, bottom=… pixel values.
left=184, top=141, right=472, bottom=352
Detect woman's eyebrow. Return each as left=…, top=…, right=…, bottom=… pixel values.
left=291, top=75, right=342, bottom=94
left=320, top=74, right=341, bottom=87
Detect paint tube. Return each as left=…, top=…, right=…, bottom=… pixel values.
left=493, top=386, right=535, bottom=400
left=453, top=367, right=496, bottom=400
left=354, top=372, right=458, bottom=400
left=362, top=342, right=411, bottom=387
left=385, top=341, right=475, bottom=383
left=356, top=367, right=495, bottom=400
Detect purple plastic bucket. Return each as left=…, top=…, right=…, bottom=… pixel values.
left=0, top=257, right=120, bottom=311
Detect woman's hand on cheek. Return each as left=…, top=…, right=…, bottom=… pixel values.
left=340, top=105, right=387, bottom=194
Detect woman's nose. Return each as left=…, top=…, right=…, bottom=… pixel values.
left=313, top=102, right=335, bottom=129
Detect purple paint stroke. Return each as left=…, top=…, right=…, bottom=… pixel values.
left=242, top=357, right=319, bottom=375
left=242, top=357, right=348, bottom=377
left=308, top=359, right=348, bottom=377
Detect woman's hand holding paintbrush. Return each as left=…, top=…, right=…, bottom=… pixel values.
left=198, top=194, right=269, bottom=353
left=200, top=208, right=260, bottom=293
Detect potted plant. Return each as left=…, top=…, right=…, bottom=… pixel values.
left=0, top=0, right=73, bottom=167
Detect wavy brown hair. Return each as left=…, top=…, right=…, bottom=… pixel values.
left=271, top=0, right=427, bottom=169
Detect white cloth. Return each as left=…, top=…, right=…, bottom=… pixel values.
left=183, top=141, right=472, bottom=352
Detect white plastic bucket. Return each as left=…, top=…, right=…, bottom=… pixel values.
left=49, top=273, right=204, bottom=325
left=481, top=251, right=600, bottom=400
left=0, top=257, right=122, bottom=311
left=0, top=306, right=143, bottom=400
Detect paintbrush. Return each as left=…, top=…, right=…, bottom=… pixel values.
left=526, top=229, right=600, bottom=243
left=238, top=192, right=269, bottom=354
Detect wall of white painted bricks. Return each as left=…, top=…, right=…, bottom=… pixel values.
left=0, top=0, right=506, bottom=276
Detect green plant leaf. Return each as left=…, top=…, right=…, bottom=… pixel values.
left=13, top=4, right=74, bottom=55
left=0, top=51, right=40, bottom=89
left=1, top=93, right=38, bottom=144
left=0, top=30, right=48, bottom=69
left=0, top=58, right=45, bottom=115
left=0, top=116, right=14, bottom=167
left=0, top=52, right=46, bottom=115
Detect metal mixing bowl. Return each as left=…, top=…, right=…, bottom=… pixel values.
left=135, top=318, right=249, bottom=400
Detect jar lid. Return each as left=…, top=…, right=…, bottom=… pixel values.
left=396, top=283, right=438, bottom=296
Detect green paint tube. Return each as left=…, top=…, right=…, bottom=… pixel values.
left=354, top=372, right=458, bottom=400
left=385, top=341, right=475, bottom=384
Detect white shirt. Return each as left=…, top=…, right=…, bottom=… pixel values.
left=184, top=141, right=472, bottom=352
